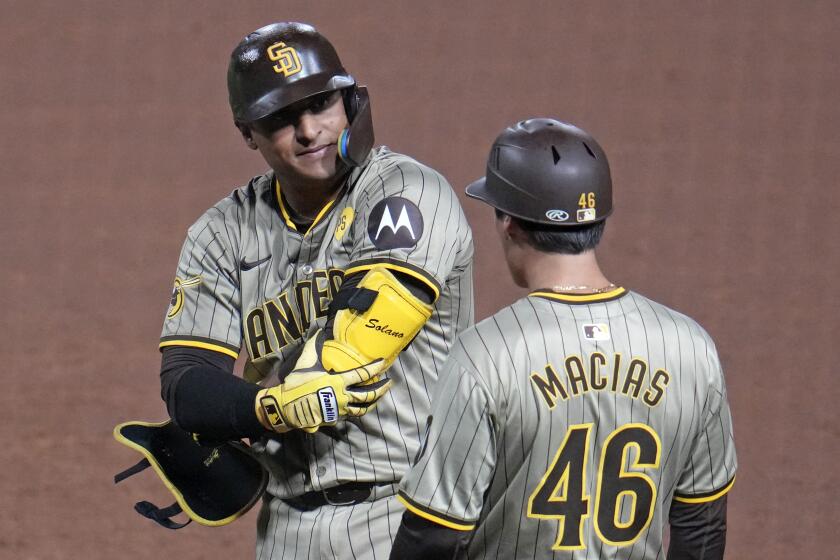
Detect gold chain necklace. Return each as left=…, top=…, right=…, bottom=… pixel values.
left=551, top=283, right=617, bottom=294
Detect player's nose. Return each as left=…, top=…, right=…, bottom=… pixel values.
left=294, top=112, right=320, bottom=146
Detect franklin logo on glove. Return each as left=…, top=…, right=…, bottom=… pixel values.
left=318, top=388, right=339, bottom=424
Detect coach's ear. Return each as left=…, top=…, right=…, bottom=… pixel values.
left=237, top=123, right=259, bottom=150
left=497, top=213, right=521, bottom=242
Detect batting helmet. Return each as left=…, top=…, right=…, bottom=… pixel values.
left=227, top=22, right=374, bottom=166
left=466, top=119, right=612, bottom=226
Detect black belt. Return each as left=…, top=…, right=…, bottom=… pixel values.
left=282, top=481, right=394, bottom=511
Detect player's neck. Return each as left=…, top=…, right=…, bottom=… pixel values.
left=520, top=249, right=612, bottom=292
left=280, top=171, right=348, bottom=221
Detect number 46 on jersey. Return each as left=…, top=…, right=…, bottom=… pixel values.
left=528, top=423, right=661, bottom=550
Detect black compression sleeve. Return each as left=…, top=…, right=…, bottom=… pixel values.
left=160, top=346, right=265, bottom=440
left=667, top=496, right=728, bottom=560
left=389, top=510, right=471, bottom=560
left=160, top=345, right=234, bottom=404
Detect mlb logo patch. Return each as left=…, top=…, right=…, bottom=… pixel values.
left=577, top=208, right=597, bottom=223
left=259, top=395, right=285, bottom=428
left=583, top=323, right=610, bottom=341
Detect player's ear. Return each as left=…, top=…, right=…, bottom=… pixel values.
left=500, top=214, right=519, bottom=241
left=237, top=123, right=259, bottom=150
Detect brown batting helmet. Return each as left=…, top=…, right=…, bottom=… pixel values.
left=227, top=22, right=374, bottom=166
left=466, top=119, right=612, bottom=225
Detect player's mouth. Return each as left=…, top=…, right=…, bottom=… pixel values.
left=296, top=143, right=335, bottom=159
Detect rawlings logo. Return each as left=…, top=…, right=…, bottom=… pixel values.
left=545, top=209, right=569, bottom=222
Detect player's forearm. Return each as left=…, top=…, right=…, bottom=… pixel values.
left=389, top=510, right=471, bottom=560
left=158, top=267, right=433, bottom=439
left=160, top=346, right=265, bottom=439
left=667, top=496, right=727, bottom=560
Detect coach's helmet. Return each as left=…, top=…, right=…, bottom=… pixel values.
left=227, top=22, right=374, bottom=166
left=466, top=118, right=612, bottom=226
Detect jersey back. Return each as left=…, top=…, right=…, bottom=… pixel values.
left=398, top=288, right=737, bottom=559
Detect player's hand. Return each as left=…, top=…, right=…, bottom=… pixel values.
left=254, top=330, right=392, bottom=433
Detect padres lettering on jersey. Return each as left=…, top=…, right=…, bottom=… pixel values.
left=160, top=147, right=475, bottom=509
left=243, top=267, right=345, bottom=360
left=398, top=288, right=736, bottom=559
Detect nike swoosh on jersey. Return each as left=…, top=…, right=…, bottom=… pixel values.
left=240, top=255, right=272, bottom=271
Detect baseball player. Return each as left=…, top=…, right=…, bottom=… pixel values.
left=390, top=119, right=737, bottom=559
left=158, top=23, right=473, bottom=558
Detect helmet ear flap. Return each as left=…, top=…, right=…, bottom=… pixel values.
left=338, top=86, right=374, bottom=167
left=342, top=86, right=359, bottom=121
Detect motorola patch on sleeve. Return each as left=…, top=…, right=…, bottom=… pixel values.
left=367, top=197, right=424, bottom=250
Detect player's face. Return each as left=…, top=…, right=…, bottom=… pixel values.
left=246, top=91, right=349, bottom=185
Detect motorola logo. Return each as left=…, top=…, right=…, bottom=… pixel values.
left=367, top=197, right=424, bottom=250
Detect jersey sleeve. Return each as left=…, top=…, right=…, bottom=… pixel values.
left=397, top=350, right=497, bottom=530
left=347, top=157, right=469, bottom=300
left=159, top=215, right=242, bottom=359
left=673, top=342, right=737, bottom=503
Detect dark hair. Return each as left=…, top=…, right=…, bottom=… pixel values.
left=495, top=209, right=605, bottom=254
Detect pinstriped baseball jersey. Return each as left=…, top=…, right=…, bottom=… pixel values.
left=160, top=147, right=474, bottom=504
left=398, top=288, right=736, bottom=559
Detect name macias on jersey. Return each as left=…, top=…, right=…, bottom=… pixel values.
left=530, top=353, right=671, bottom=410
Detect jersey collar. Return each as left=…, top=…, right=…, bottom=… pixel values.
left=529, top=286, right=628, bottom=304
left=275, top=178, right=339, bottom=236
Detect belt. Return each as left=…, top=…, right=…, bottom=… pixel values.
left=282, top=481, right=396, bottom=511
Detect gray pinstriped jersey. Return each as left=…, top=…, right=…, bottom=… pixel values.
left=160, top=147, right=474, bottom=502
left=398, top=288, right=736, bottom=559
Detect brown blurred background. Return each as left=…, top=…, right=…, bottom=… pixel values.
left=2, top=1, right=838, bottom=558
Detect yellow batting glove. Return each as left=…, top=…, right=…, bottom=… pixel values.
left=255, top=331, right=391, bottom=434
